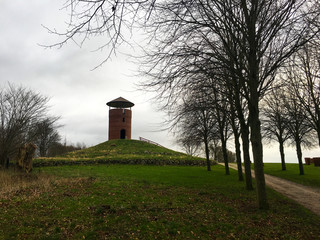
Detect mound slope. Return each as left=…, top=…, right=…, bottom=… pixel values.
left=35, top=139, right=214, bottom=167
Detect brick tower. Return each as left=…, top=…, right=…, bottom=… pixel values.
left=106, top=97, right=134, bottom=140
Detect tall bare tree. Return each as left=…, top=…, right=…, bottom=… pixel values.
left=262, top=86, right=291, bottom=171
left=0, top=84, right=52, bottom=167
left=208, top=79, right=232, bottom=175
left=174, top=90, right=217, bottom=171
left=284, top=81, right=316, bottom=175
left=290, top=44, right=320, bottom=147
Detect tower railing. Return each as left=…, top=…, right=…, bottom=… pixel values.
left=139, top=137, right=163, bottom=147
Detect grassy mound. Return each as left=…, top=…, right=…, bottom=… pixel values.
left=34, top=139, right=214, bottom=167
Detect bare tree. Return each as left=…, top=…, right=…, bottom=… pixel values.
left=174, top=92, right=217, bottom=171
left=209, top=138, right=220, bottom=161
left=30, top=117, right=61, bottom=157
left=207, top=79, right=233, bottom=175
left=213, top=146, right=236, bottom=163
left=172, top=75, right=233, bottom=174
left=0, top=84, right=51, bottom=167
left=283, top=70, right=317, bottom=175
left=262, top=86, right=291, bottom=171
left=176, top=134, right=201, bottom=157
left=291, top=44, right=320, bottom=147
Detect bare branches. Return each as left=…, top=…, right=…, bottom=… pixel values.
left=0, top=84, right=60, bottom=167
left=286, top=42, right=320, bottom=146
left=43, top=0, right=155, bottom=64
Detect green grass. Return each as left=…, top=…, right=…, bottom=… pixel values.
left=263, top=163, right=320, bottom=188
left=1, top=164, right=320, bottom=239
left=34, top=139, right=212, bottom=167
left=64, top=139, right=182, bottom=158
left=54, top=139, right=199, bottom=160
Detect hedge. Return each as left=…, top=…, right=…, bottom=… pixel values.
left=33, top=158, right=216, bottom=167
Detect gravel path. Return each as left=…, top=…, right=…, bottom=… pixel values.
left=227, top=164, right=320, bottom=216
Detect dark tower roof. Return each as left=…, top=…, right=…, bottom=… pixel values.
left=107, top=97, right=134, bottom=108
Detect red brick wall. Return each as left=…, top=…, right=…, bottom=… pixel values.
left=108, top=108, right=132, bottom=140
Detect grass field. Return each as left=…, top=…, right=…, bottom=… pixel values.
left=263, top=163, right=320, bottom=188
left=1, top=164, right=319, bottom=239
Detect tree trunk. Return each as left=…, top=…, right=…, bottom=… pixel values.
left=241, top=125, right=254, bottom=190
left=39, top=142, right=46, bottom=157
left=249, top=95, right=269, bottom=209
left=204, top=137, right=211, bottom=171
left=234, top=131, right=243, bottom=181
left=295, top=139, right=304, bottom=175
left=233, top=89, right=253, bottom=189
left=5, top=158, right=9, bottom=169
left=279, top=141, right=286, bottom=171
left=221, top=138, right=230, bottom=175
left=315, top=104, right=320, bottom=147
left=243, top=0, right=268, bottom=210
left=230, top=69, right=253, bottom=188
left=0, top=151, right=8, bottom=168
left=213, top=148, right=217, bottom=162
left=229, top=100, right=243, bottom=181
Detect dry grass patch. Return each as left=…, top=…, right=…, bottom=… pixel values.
left=0, top=169, right=68, bottom=199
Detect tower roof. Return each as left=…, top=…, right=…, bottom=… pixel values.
left=107, top=97, right=134, bottom=108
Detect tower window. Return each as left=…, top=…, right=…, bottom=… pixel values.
left=123, top=109, right=125, bottom=114
left=123, top=118, right=125, bottom=122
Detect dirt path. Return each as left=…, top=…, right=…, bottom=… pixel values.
left=227, top=164, right=320, bottom=216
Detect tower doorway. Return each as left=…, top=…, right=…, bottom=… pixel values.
left=120, top=129, right=126, bottom=139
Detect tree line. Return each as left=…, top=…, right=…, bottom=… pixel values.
left=46, top=0, right=320, bottom=209
left=174, top=42, right=320, bottom=177
left=0, top=84, right=86, bottom=168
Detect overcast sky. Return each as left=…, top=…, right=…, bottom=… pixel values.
left=0, top=0, right=318, bottom=163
